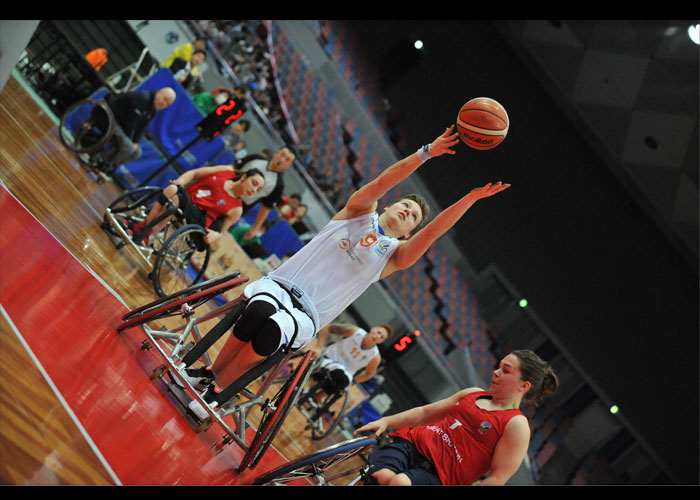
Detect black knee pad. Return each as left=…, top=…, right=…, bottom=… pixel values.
left=329, top=369, right=350, bottom=392
left=250, top=319, right=282, bottom=357
left=157, top=192, right=169, bottom=206
left=233, top=300, right=277, bottom=342
left=313, top=368, right=349, bottom=394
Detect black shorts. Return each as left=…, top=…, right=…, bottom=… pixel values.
left=172, top=187, right=227, bottom=233
left=367, top=437, right=442, bottom=485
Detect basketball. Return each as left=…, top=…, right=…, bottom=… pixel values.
left=456, top=97, right=509, bottom=150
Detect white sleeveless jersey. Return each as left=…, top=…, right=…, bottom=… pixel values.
left=269, top=212, right=399, bottom=331
left=324, top=330, right=379, bottom=378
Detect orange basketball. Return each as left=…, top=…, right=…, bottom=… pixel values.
left=456, top=97, right=509, bottom=150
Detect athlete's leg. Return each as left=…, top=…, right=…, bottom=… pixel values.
left=215, top=341, right=266, bottom=387
left=209, top=278, right=314, bottom=393
left=370, top=468, right=399, bottom=485
left=211, top=336, right=246, bottom=374
left=387, top=473, right=412, bottom=486
left=140, top=183, right=180, bottom=235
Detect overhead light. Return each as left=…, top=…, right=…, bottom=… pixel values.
left=688, top=24, right=699, bottom=45
left=414, top=39, right=424, bottom=50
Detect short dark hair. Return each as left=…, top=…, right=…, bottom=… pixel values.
left=238, top=119, right=251, bottom=132
left=379, top=323, right=393, bottom=338
left=236, top=167, right=264, bottom=181
left=400, top=194, right=430, bottom=236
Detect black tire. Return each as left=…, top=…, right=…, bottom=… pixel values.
left=239, top=351, right=315, bottom=472
left=310, top=387, right=351, bottom=440
left=152, top=224, right=211, bottom=297
left=102, top=186, right=163, bottom=238
left=59, top=98, right=115, bottom=154
left=116, top=272, right=247, bottom=331
left=251, top=436, right=377, bottom=485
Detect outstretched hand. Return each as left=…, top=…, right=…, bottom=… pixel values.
left=429, top=125, right=461, bottom=157
left=353, top=418, right=388, bottom=439
left=470, top=181, right=511, bottom=200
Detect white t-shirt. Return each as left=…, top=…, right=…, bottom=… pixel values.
left=269, top=212, right=399, bottom=332
left=238, top=158, right=279, bottom=206
left=322, top=329, right=379, bottom=380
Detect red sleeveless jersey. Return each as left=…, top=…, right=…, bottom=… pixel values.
left=391, top=390, right=525, bottom=485
left=185, top=170, right=242, bottom=227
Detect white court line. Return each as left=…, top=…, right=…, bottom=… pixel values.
left=1, top=305, right=123, bottom=485
left=0, top=183, right=124, bottom=485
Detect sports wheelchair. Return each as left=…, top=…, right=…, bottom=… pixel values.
left=274, top=353, right=352, bottom=441
left=117, top=272, right=316, bottom=472
left=101, top=185, right=215, bottom=297
left=59, top=97, right=117, bottom=178
left=251, top=435, right=378, bottom=485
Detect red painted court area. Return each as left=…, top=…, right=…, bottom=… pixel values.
left=0, top=186, right=288, bottom=485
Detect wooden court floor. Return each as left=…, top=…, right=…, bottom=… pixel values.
left=0, top=75, right=365, bottom=485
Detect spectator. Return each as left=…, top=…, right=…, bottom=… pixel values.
left=88, top=87, right=176, bottom=175
left=168, top=49, right=206, bottom=93
left=234, top=146, right=296, bottom=240
left=192, top=89, right=231, bottom=116
left=85, top=48, right=108, bottom=72
left=161, top=37, right=207, bottom=70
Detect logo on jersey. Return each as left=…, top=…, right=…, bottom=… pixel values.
left=374, top=239, right=391, bottom=256
left=339, top=238, right=351, bottom=250
left=479, top=421, right=493, bottom=435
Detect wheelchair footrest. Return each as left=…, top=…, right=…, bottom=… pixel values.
left=164, top=372, right=208, bottom=424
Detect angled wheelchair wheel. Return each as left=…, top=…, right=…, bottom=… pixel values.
left=102, top=186, right=163, bottom=238
left=117, top=272, right=247, bottom=331
left=251, top=436, right=377, bottom=485
left=239, top=350, right=315, bottom=472
left=309, top=386, right=351, bottom=441
left=59, top=98, right=115, bottom=154
left=152, top=224, right=211, bottom=297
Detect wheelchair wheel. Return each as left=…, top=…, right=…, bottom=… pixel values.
left=59, top=98, right=115, bottom=154
left=308, top=386, right=351, bottom=441
left=103, top=186, right=161, bottom=235
left=251, top=436, right=377, bottom=485
left=152, top=224, right=211, bottom=297
left=239, top=350, right=315, bottom=472
left=117, top=272, right=247, bottom=331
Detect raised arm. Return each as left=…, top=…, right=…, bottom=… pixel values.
left=309, top=323, right=360, bottom=356
left=335, top=126, right=460, bottom=220
left=381, top=182, right=510, bottom=278
left=354, top=388, right=481, bottom=438
left=171, top=164, right=234, bottom=187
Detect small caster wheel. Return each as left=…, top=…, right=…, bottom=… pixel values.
left=141, top=340, right=152, bottom=351
left=150, top=365, right=166, bottom=380
left=197, top=420, right=212, bottom=433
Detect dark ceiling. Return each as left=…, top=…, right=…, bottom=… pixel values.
left=346, top=19, right=698, bottom=484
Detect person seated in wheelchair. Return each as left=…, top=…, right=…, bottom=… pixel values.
left=182, top=126, right=510, bottom=418
left=87, top=87, right=176, bottom=175
left=306, top=322, right=391, bottom=400
left=354, top=350, right=559, bottom=486
left=129, top=164, right=265, bottom=246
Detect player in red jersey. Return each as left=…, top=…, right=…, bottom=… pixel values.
left=355, top=350, right=558, bottom=485
left=132, top=165, right=265, bottom=245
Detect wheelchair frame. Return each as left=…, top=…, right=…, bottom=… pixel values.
left=102, top=185, right=212, bottom=297
left=284, top=355, right=352, bottom=441
left=59, top=97, right=116, bottom=157
left=251, top=436, right=378, bottom=485
left=117, top=271, right=316, bottom=472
